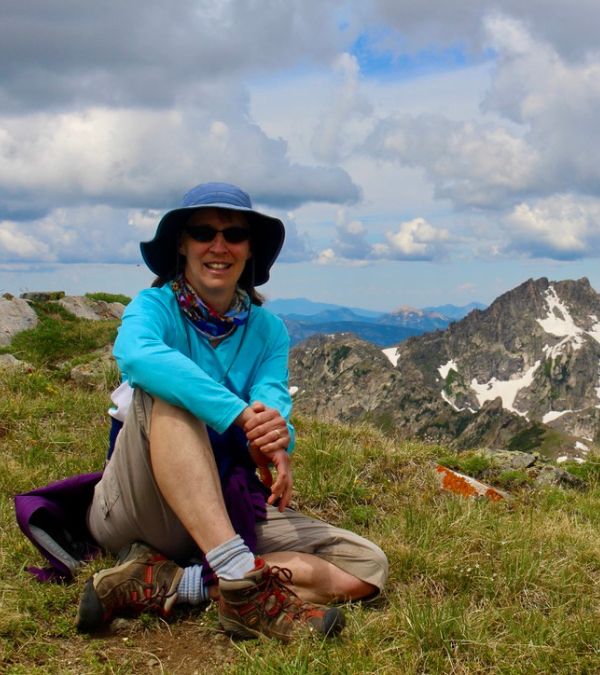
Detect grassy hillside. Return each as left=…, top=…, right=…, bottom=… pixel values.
left=1, top=305, right=599, bottom=673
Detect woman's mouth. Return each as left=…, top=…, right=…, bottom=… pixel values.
left=204, top=262, right=232, bottom=270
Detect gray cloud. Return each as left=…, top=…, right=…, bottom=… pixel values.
left=330, top=218, right=373, bottom=260
left=365, top=113, right=540, bottom=208
left=0, top=100, right=359, bottom=223
left=0, top=206, right=141, bottom=264
left=363, top=15, right=600, bottom=216
left=0, top=1, right=350, bottom=113
left=372, top=0, right=600, bottom=59
left=276, top=214, right=315, bottom=263
left=4, top=2, right=600, bottom=270
left=311, top=53, right=372, bottom=163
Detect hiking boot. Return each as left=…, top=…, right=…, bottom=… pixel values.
left=76, top=542, right=183, bottom=633
left=218, top=558, right=345, bottom=642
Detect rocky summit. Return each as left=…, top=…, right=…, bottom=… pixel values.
left=289, top=277, right=600, bottom=460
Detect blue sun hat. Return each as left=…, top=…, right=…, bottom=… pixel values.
left=140, top=182, right=286, bottom=286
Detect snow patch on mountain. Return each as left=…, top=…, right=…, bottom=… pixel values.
left=440, top=389, right=475, bottom=413
left=382, top=347, right=399, bottom=366
left=542, top=409, right=573, bottom=423
left=537, top=286, right=582, bottom=338
left=470, top=361, right=541, bottom=417
left=588, top=315, right=600, bottom=345
left=438, top=359, right=458, bottom=379
left=538, top=287, right=600, bottom=357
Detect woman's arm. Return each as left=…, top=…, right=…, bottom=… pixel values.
left=247, top=317, right=296, bottom=451
left=114, top=290, right=248, bottom=433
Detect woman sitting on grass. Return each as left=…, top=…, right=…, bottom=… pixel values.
left=77, top=182, right=388, bottom=642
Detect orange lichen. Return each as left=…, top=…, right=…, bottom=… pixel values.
left=436, top=465, right=479, bottom=497
left=484, top=487, right=505, bottom=502
left=435, top=465, right=506, bottom=502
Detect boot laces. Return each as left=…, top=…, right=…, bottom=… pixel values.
left=258, top=565, right=308, bottom=618
left=107, top=558, right=175, bottom=615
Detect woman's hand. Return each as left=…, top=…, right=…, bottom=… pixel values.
left=248, top=445, right=293, bottom=511
left=236, top=401, right=293, bottom=511
left=242, top=401, right=290, bottom=453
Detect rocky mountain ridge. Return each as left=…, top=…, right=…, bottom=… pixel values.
left=289, top=277, right=600, bottom=459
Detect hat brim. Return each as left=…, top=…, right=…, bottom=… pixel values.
left=140, top=203, right=285, bottom=287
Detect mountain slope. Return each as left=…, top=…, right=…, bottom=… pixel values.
left=289, top=277, right=600, bottom=456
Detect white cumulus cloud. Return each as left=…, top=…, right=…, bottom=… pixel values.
left=0, top=222, right=53, bottom=260
left=378, top=217, right=450, bottom=260
left=0, top=103, right=359, bottom=223
left=502, top=195, right=600, bottom=259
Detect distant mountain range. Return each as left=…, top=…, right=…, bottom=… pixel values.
left=266, top=297, right=486, bottom=346
left=288, top=278, right=600, bottom=461
left=265, top=297, right=383, bottom=318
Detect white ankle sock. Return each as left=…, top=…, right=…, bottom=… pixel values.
left=176, top=564, right=210, bottom=605
left=205, top=534, right=255, bottom=581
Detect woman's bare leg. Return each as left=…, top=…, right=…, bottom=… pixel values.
left=262, top=552, right=377, bottom=604
left=149, top=398, right=236, bottom=552
left=149, top=398, right=377, bottom=604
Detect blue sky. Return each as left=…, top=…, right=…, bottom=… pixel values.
left=2, top=1, right=600, bottom=310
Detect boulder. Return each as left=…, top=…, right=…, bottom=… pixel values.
left=20, top=291, right=65, bottom=301
left=534, top=465, right=584, bottom=488
left=479, top=448, right=537, bottom=470
left=57, top=296, right=124, bottom=321
left=69, top=345, right=117, bottom=389
left=0, top=297, right=39, bottom=346
left=435, top=465, right=511, bottom=502
left=0, top=353, right=34, bottom=372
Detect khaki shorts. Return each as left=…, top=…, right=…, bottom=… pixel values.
left=88, top=390, right=388, bottom=591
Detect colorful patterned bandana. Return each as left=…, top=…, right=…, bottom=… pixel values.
left=171, top=273, right=251, bottom=339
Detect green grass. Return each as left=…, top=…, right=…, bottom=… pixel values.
left=437, top=451, right=493, bottom=478
left=85, top=292, right=131, bottom=305
left=1, top=312, right=600, bottom=673
left=0, top=302, right=118, bottom=369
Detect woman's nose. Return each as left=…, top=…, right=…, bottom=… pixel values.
left=209, top=232, right=228, bottom=251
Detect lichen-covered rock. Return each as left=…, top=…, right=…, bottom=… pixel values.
left=20, top=291, right=65, bottom=301
left=57, top=296, right=124, bottom=321
left=479, top=448, right=538, bottom=470
left=0, top=297, right=39, bottom=346
left=69, top=345, right=117, bottom=389
left=0, top=353, right=34, bottom=372
left=533, top=465, right=584, bottom=488
left=435, top=465, right=511, bottom=501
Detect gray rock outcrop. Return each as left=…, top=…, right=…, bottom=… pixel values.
left=69, top=345, right=117, bottom=389
left=58, top=296, right=124, bottom=321
left=0, top=353, right=34, bottom=372
left=0, top=297, right=38, bottom=346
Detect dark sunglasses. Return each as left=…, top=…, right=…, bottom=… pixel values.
left=183, top=225, right=250, bottom=244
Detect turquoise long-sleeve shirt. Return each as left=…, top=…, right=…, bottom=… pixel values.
left=113, top=285, right=295, bottom=450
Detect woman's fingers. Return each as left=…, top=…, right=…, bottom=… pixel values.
left=245, top=418, right=290, bottom=450
left=248, top=444, right=273, bottom=488
left=266, top=450, right=293, bottom=511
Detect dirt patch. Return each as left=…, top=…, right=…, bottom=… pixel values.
left=9, top=609, right=243, bottom=674
left=83, top=617, right=239, bottom=674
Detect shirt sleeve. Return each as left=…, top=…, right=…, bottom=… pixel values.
left=113, top=291, right=248, bottom=433
left=249, top=316, right=296, bottom=452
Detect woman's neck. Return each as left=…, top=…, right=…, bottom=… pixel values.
left=195, top=287, right=235, bottom=315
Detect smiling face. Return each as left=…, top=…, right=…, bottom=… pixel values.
left=178, top=207, right=251, bottom=313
